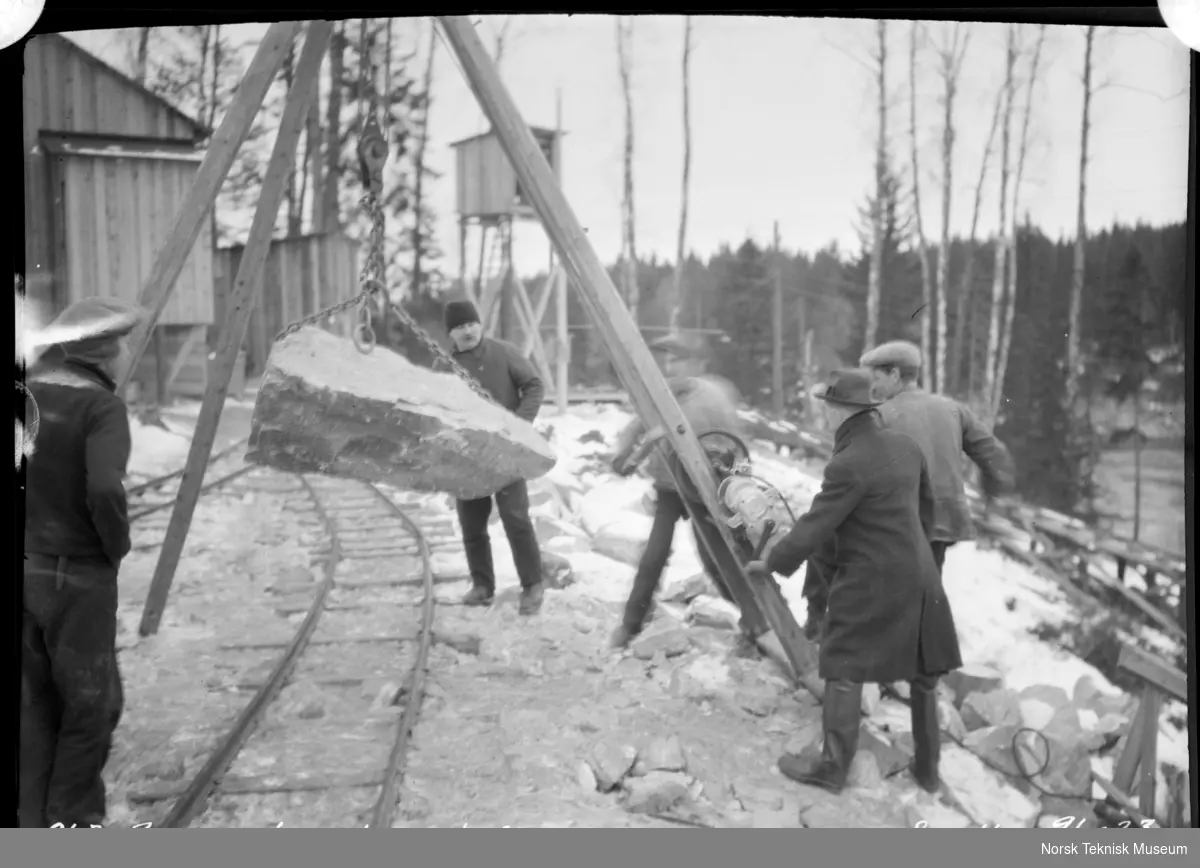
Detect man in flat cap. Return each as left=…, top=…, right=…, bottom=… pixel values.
left=607, top=333, right=768, bottom=654
left=747, top=369, right=962, bottom=796
left=858, top=339, right=1014, bottom=577
left=22, top=296, right=144, bottom=828
left=442, top=300, right=548, bottom=616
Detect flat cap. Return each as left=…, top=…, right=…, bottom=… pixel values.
left=860, top=340, right=922, bottom=372
left=648, top=332, right=695, bottom=359
left=37, top=297, right=145, bottom=349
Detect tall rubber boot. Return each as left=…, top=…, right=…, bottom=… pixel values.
left=777, top=679, right=863, bottom=794
left=909, top=676, right=941, bottom=793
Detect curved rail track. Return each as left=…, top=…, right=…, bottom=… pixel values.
left=126, top=446, right=465, bottom=828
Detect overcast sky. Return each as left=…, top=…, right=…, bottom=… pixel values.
left=67, top=16, right=1190, bottom=279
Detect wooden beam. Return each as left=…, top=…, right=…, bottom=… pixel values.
left=1117, top=643, right=1187, bottom=703
left=512, top=273, right=555, bottom=388
left=437, top=17, right=810, bottom=681
left=138, top=22, right=334, bottom=638
left=555, top=266, right=569, bottom=414
left=163, top=325, right=206, bottom=395
left=116, top=22, right=303, bottom=393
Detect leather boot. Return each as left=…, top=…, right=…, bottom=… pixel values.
left=778, top=679, right=863, bottom=794
left=909, top=676, right=941, bottom=793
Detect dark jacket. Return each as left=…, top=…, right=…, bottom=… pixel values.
left=611, top=375, right=744, bottom=492
left=876, top=386, right=1015, bottom=543
left=766, top=409, right=962, bottom=683
left=24, top=360, right=132, bottom=568
left=450, top=337, right=545, bottom=424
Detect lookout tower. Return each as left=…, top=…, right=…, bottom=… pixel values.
left=450, top=125, right=562, bottom=348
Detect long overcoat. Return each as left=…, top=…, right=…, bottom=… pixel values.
left=766, top=409, right=963, bottom=683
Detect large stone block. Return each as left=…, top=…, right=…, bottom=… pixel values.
left=246, top=327, right=557, bottom=499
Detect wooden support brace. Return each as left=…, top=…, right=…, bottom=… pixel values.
left=437, top=17, right=810, bottom=683
left=137, top=23, right=334, bottom=638
left=1117, top=642, right=1188, bottom=703
left=117, top=22, right=304, bottom=392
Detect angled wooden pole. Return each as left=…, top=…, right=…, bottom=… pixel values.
left=438, top=17, right=812, bottom=681
left=138, top=22, right=334, bottom=637
left=117, top=21, right=303, bottom=393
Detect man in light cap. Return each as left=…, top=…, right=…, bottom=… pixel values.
left=857, top=339, right=1014, bottom=577
left=21, top=296, right=143, bottom=828
left=442, top=299, right=548, bottom=616
left=747, top=369, right=962, bottom=795
left=607, top=333, right=768, bottom=654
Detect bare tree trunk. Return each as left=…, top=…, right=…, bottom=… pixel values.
left=282, top=37, right=303, bottom=236
left=412, top=20, right=437, bottom=302
left=208, top=27, right=222, bottom=251
left=616, top=17, right=639, bottom=320
left=993, top=24, right=1047, bottom=422
left=1132, top=388, right=1142, bottom=541
left=493, top=16, right=513, bottom=72
left=865, top=20, right=887, bottom=351
left=306, top=71, right=324, bottom=233
left=135, top=27, right=152, bottom=85
left=1066, top=27, right=1095, bottom=475
left=983, top=26, right=1017, bottom=418
left=670, top=17, right=693, bottom=333
left=321, top=22, right=345, bottom=231
left=907, top=23, right=934, bottom=385
left=950, top=85, right=1003, bottom=396
left=933, top=23, right=970, bottom=395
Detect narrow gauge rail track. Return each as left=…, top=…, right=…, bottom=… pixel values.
left=126, top=463, right=464, bottom=828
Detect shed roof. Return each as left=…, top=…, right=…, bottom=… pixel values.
left=449, top=125, right=561, bottom=149
left=50, top=33, right=211, bottom=141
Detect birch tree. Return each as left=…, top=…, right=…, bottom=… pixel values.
left=931, top=23, right=970, bottom=394
left=1065, top=26, right=1097, bottom=479
left=864, top=20, right=888, bottom=351
left=983, top=27, right=1017, bottom=416
left=907, top=23, right=934, bottom=383
left=615, top=17, right=640, bottom=319
left=949, top=85, right=1003, bottom=396
left=320, top=21, right=345, bottom=232
left=670, top=17, right=693, bottom=332
left=992, top=24, right=1047, bottom=422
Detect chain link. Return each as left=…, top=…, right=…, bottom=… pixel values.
left=273, top=130, right=502, bottom=410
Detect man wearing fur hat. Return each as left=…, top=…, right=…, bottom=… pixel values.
left=442, top=300, right=547, bottom=616
left=607, top=333, right=768, bottom=654
left=747, top=369, right=962, bottom=796
left=21, top=297, right=144, bottom=828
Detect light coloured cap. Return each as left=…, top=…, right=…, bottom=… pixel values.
left=37, top=297, right=145, bottom=348
left=860, top=340, right=922, bottom=372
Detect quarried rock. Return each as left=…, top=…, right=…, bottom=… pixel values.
left=960, top=688, right=1023, bottom=732
left=246, top=327, right=557, bottom=500
left=663, top=573, right=715, bottom=604
left=943, top=665, right=1005, bottom=708
left=588, top=740, right=639, bottom=792
left=622, top=771, right=692, bottom=814
left=631, top=628, right=692, bottom=661
left=687, top=597, right=739, bottom=631
left=938, top=744, right=1041, bottom=827
left=634, top=735, right=688, bottom=775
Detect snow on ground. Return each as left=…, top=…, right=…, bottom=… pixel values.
left=110, top=394, right=1188, bottom=827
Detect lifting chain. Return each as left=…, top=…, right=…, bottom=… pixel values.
left=274, top=83, right=501, bottom=410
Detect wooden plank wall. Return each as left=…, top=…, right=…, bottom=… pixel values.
left=22, top=33, right=202, bottom=311
left=454, top=132, right=560, bottom=219
left=213, top=232, right=360, bottom=376
left=54, top=153, right=213, bottom=324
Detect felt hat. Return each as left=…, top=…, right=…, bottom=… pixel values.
left=648, top=332, right=694, bottom=359
left=443, top=300, right=480, bottom=333
left=811, top=368, right=882, bottom=408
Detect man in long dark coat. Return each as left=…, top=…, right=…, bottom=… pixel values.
left=747, top=369, right=963, bottom=795
left=22, top=297, right=143, bottom=827
left=443, top=300, right=548, bottom=616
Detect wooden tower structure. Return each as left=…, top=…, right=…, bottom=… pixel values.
left=449, top=125, right=564, bottom=389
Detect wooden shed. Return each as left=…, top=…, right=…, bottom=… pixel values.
left=22, top=33, right=215, bottom=399
left=451, top=126, right=562, bottom=220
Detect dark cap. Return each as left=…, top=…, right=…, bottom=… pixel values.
left=444, top=300, right=480, bottom=333
left=811, top=368, right=882, bottom=408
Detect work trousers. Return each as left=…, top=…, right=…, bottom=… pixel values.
left=21, top=554, right=124, bottom=828
left=622, top=485, right=749, bottom=633
left=456, top=480, right=543, bottom=592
